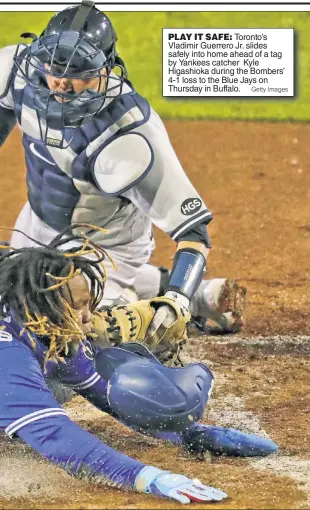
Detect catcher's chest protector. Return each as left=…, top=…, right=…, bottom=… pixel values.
left=12, top=76, right=150, bottom=232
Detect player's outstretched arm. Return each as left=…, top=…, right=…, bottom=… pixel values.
left=0, top=342, right=226, bottom=504
left=19, top=419, right=227, bottom=503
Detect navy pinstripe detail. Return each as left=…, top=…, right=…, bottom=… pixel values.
left=169, top=210, right=213, bottom=241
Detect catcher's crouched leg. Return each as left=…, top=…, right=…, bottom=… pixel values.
left=131, top=264, right=169, bottom=300
left=189, top=278, right=248, bottom=334
left=133, top=265, right=247, bottom=334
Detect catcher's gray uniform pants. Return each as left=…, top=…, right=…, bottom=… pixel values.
left=11, top=202, right=155, bottom=306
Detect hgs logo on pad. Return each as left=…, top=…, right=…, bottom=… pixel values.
left=181, top=198, right=202, bottom=215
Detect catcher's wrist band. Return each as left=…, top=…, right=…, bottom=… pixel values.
left=167, top=248, right=206, bottom=300
left=164, top=290, right=189, bottom=308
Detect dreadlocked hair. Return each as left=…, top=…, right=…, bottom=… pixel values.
left=0, top=223, right=117, bottom=370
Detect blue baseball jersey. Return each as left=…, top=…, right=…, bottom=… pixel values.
left=0, top=315, right=145, bottom=488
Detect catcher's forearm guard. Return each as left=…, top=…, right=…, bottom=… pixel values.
left=167, top=248, right=206, bottom=300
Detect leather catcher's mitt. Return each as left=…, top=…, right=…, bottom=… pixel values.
left=91, top=297, right=191, bottom=366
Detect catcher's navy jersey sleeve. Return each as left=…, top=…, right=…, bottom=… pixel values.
left=0, top=338, right=145, bottom=489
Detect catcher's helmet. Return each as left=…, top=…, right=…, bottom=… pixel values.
left=13, top=0, right=126, bottom=147
left=95, top=343, right=214, bottom=433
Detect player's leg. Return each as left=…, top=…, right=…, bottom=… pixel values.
left=11, top=202, right=154, bottom=307
left=149, top=423, right=278, bottom=457
left=96, top=221, right=155, bottom=307
left=11, top=202, right=62, bottom=247
left=10, top=203, right=140, bottom=305
left=94, top=345, right=278, bottom=458
left=133, top=264, right=247, bottom=333
left=189, top=278, right=247, bottom=332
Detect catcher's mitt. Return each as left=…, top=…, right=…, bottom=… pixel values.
left=90, top=297, right=191, bottom=366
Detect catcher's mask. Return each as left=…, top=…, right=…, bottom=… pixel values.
left=95, top=343, right=214, bottom=433
left=13, top=0, right=126, bottom=148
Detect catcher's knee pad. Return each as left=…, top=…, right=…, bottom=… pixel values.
left=94, top=343, right=214, bottom=432
left=132, top=264, right=168, bottom=299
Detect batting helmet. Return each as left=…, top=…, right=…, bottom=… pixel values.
left=13, top=0, right=126, bottom=147
left=94, top=343, right=214, bottom=433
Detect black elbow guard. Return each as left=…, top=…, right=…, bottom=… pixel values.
left=167, top=248, right=206, bottom=300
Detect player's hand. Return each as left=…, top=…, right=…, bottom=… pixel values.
left=146, top=291, right=190, bottom=338
left=135, top=467, right=227, bottom=504
left=150, top=473, right=227, bottom=504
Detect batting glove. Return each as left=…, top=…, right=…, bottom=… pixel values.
left=135, top=466, right=227, bottom=504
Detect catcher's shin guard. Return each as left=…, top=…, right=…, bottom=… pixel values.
left=183, top=423, right=278, bottom=457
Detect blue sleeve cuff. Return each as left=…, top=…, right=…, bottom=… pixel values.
left=135, top=466, right=169, bottom=492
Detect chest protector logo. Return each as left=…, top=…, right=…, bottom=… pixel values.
left=181, top=198, right=202, bottom=216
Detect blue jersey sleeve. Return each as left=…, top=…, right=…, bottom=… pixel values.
left=0, top=341, right=66, bottom=433
left=52, top=339, right=114, bottom=414
left=0, top=340, right=145, bottom=489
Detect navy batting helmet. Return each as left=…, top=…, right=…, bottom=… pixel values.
left=94, top=343, right=214, bottom=433
left=13, top=0, right=126, bottom=147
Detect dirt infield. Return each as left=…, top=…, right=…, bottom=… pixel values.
left=0, top=120, right=309, bottom=509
